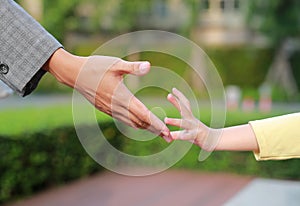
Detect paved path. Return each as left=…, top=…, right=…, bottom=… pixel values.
left=5, top=170, right=300, bottom=206
left=6, top=170, right=252, bottom=206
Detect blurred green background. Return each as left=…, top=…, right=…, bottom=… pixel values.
left=19, top=0, right=300, bottom=101
left=1, top=0, right=300, bottom=204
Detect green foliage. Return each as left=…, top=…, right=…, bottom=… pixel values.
left=139, top=51, right=191, bottom=77
left=42, top=0, right=81, bottom=42
left=113, top=0, right=152, bottom=32
left=206, top=47, right=274, bottom=88
left=41, top=0, right=153, bottom=42
left=247, top=0, right=300, bottom=44
left=71, top=42, right=100, bottom=56
left=179, top=0, right=201, bottom=37
left=0, top=123, right=123, bottom=204
left=173, top=148, right=300, bottom=180
left=290, top=49, right=300, bottom=89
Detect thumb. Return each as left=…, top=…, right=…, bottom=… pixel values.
left=120, top=60, right=151, bottom=76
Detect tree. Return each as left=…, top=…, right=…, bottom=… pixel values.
left=247, top=0, right=300, bottom=46
left=42, top=0, right=82, bottom=42
left=247, top=0, right=300, bottom=98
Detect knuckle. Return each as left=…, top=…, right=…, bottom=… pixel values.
left=134, top=120, right=150, bottom=129
left=110, top=58, right=123, bottom=69
left=132, top=114, right=151, bottom=129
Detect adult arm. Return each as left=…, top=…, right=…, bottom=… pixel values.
left=0, top=0, right=62, bottom=96
left=0, top=0, right=171, bottom=140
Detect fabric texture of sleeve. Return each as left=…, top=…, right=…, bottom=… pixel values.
left=249, top=113, right=300, bottom=161
left=0, top=0, right=62, bottom=96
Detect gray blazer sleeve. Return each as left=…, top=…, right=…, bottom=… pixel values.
left=0, top=0, right=62, bottom=96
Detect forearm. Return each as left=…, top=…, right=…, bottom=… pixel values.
left=43, top=48, right=87, bottom=88
left=214, top=124, right=259, bottom=152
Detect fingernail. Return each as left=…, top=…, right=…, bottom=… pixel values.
left=162, top=130, right=173, bottom=143
left=164, top=118, right=170, bottom=124
left=139, top=62, right=150, bottom=73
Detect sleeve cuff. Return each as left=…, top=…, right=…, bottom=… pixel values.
left=0, top=0, right=63, bottom=96
left=249, top=113, right=300, bottom=161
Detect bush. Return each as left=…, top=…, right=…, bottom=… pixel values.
left=206, top=47, right=274, bottom=88
left=173, top=147, right=300, bottom=180
left=0, top=123, right=123, bottom=204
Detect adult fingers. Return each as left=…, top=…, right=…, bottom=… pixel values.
left=116, top=60, right=151, bottom=76
left=130, top=96, right=172, bottom=142
left=113, top=84, right=172, bottom=142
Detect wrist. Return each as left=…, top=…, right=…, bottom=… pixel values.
left=43, top=48, right=87, bottom=88
left=201, top=127, right=221, bottom=151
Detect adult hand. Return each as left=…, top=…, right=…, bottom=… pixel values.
left=44, top=48, right=172, bottom=142
left=164, top=88, right=211, bottom=149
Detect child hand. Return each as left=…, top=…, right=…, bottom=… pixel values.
left=164, top=88, right=211, bottom=150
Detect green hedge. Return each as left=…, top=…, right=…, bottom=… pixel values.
left=206, top=47, right=274, bottom=88
left=173, top=147, right=300, bottom=180
left=0, top=123, right=123, bottom=204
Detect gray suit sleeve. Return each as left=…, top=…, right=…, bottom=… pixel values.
left=0, top=0, right=62, bottom=96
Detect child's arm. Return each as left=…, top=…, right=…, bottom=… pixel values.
left=164, top=88, right=259, bottom=152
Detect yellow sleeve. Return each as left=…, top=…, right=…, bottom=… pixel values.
left=249, top=113, right=300, bottom=161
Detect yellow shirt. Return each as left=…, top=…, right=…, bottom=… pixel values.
left=249, top=113, right=300, bottom=161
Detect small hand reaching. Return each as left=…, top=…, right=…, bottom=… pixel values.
left=164, top=88, right=212, bottom=150
left=165, top=88, right=260, bottom=153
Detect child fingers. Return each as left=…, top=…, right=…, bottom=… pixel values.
left=164, top=118, right=191, bottom=129
left=171, top=89, right=193, bottom=118
left=167, top=93, right=181, bottom=112
left=172, top=88, right=191, bottom=110
left=170, top=131, right=197, bottom=141
left=164, top=118, right=182, bottom=127
left=167, top=89, right=193, bottom=119
left=169, top=131, right=181, bottom=140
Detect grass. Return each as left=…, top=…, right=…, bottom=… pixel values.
left=0, top=104, right=112, bottom=137
left=0, top=99, right=293, bottom=137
